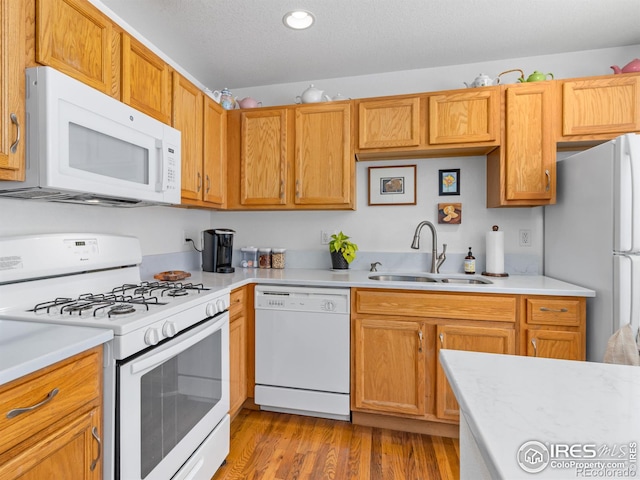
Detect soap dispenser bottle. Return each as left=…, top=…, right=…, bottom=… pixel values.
left=464, top=247, right=476, bottom=274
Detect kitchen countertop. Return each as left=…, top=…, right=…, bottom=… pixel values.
left=183, top=268, right=596, bottom=297
left=440, top=350, right=640, bottom=479
left=0, top=320, right=112, bottom=386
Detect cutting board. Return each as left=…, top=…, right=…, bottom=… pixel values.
left=153, top=270, right=192, bottom=281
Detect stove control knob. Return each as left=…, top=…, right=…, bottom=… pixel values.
left=144, top=328, right=160, bottom=346
left=215, top=299, right=227, bottom=313
left=162, top=321, right=177, bottom=338
left=206, top=303, right=216, bottom=317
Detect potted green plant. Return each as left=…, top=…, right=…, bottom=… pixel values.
left=329, top=231, right=358, bottom=269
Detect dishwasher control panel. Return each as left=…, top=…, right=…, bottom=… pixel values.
left=255, top=285, right=350, bottom=314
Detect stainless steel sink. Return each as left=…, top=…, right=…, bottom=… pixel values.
left=368, top=274, right=438, bottom=282
left=368, top=274, right=492, bottom=284
left=439, top=277, right=492, bottom=284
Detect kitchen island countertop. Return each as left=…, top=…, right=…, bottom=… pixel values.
left=440, top=349, right=640, bottom=479
left=0, top=320, right=112, bottom=385
left=184, top=268, right=595, bottom=297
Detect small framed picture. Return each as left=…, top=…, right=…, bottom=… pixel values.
left=438, top=203, right=462, bottom=224
left=439, top=169, right=460, bottom=196
left=368, top=165, right=416, bottom=206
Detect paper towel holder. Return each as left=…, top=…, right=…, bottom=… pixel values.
left=482, top=225, right=509, bottom=277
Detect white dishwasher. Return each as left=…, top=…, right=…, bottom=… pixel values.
left=254, top=285, right=350, bottom=421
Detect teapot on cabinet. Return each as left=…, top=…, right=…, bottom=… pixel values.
left=464, top=74, right=500, bottom=88
left=611, top=59, right=640, bottom=74
left=295, top=84, right=331, bottom=103
left=518, top=70, right=554, bottom=82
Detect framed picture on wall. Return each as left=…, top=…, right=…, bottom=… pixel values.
left=439, top=169, right=460, bottom=196
left=368, top=165, right=416, bottom=206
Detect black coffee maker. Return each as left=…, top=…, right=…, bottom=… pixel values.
left=202, top=229, right=235, bottom=273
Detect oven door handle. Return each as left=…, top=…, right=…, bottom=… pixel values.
left=129, top=315, right=227, bottom=375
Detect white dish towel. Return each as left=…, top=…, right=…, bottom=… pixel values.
left=603, top=323, right=640, bottom=366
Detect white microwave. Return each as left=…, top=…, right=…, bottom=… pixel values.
left=0, top=67, right=181, bottom=207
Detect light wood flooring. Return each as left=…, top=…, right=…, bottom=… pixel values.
left=212, top=409, right=460, bottom=480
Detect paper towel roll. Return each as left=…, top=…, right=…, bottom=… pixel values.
left=485, top=228, right=505, bottom=274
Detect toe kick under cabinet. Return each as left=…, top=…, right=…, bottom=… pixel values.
left=350, top=289, right=586, bottom=436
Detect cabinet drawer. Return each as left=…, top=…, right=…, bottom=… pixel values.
left=0, top=347, right=101, bottom=455
left=355, top=290, right=516, bottom=322
left=526, top=297, right=582, bottom=326
left=229, top=287, right=245, bottom=317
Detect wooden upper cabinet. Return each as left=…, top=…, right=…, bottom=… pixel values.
left=357, top=97, right=421, bottom=149
left=429, top=87, right=500, bottom=145
left=172, top=73, right=204, bottom=201
left=0, top=0, right=27, bottom=181
left=202, top=96, right=226, bottom=207
left=239, top=108, right=288, bottom=206
left=121, top=34, right=172, bottom=124
left=294, top=102, right=353, bottom=207
left=36, top=0, right=114, bottom=94
left=560, top=73, right=640, bottom=141
left=487, top=81, right=556, bottom=207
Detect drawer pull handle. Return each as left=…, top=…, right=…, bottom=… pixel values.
left=539, top=307, right=568, bottom=313
left=206, top=174, right=211, bottom=194
left=545, top=169, right=551, bottom=192
left=10, top=113, right=20, bottom=154
left=418, top=329, right=423, bottom=353
left=439, top=332, right=444, bottom=347
left=197, top=172, right=202, bottom=193
left=531, top=338, right=538, bottom=357
left=6, top=387, right=59, bottom=419
left=90, top=426, right=102, bottom=471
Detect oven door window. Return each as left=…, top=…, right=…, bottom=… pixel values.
left=118, top=317, right=229, bottom=480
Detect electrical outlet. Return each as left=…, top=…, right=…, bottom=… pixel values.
left=519, top=229, right=531, bottom=247
left=321, top=230, right=331, bottom=245
left=182, top=230, right=190, bottom=245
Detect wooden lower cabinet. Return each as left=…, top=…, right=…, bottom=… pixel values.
left=0, top=346, right=103, bottom=479
left=436, top=324, right=515, bottom=421
left=353, top=317, right=425, bottom=416
left=229, top=285, right=253, bottom=416
left=351, top=288, right=586, bottom=434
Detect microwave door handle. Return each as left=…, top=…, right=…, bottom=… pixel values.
left=156, top=139, right=167, bottom=192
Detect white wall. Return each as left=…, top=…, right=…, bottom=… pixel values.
left=2, top=44, right=637, bottom=266
left=231, top=45, right=640, bottom=106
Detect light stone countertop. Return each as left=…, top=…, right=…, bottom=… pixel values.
left=183, top=268, right=596, bottom=297
left=440, top=349, right=640, bottom=479
left=0, top=320, right=112, bottom=386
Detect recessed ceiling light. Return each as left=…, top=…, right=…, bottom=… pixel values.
left=282, top=10, right=315, bottom=30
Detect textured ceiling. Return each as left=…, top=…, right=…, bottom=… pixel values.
left=98, top=0, right=640, bottom=91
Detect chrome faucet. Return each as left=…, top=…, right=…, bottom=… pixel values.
left=410, top=221, right=447, bottom=273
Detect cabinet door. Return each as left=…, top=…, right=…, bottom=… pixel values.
left=357, top=97, right=421, bottom=149
left=562, top=74, right=640, bottom=138
left=229, top=314, right=247, bottom=416
left=0, top=0, right=26, bottom=181
left=173, top=73, right=204, bottom=202
left=36, top=0, right=114, bottom=94
left=505, top=82, right=555, bottom=202
left=429, top=88, right=500, bottom=145
left=240, top=109, right=288, bottom=206
left=0, top=407, right=101, bottom=480
left=121, top=34, right=172, bottom=124
left=294, top=103, right=353, bottom=207
left=354, top=317, right=426, bottom=416
left=527, top=330, right=582, bottom=360
left=436, top=324, right=514, bottom=421
left=202, top=96, right=226, bottom=207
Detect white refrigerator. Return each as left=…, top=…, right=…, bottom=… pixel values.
left=544, top=133, right=640, bottom=362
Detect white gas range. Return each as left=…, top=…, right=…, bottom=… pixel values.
left=0, top=233, right=230, bottom=480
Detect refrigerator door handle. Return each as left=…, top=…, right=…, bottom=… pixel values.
left=614, top=253, right=640, bottom=337
left=617, top=134, right=640, bottom=252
